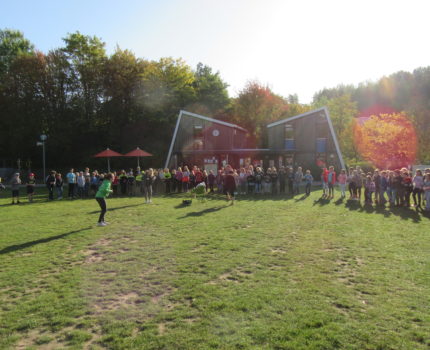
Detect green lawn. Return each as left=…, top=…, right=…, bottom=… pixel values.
left=0, top=188, right=429, bottom=349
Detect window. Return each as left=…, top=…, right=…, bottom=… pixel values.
left=284, top=124, right=295, bottom=150
left=193, top=125, right=204, bottom=150
left=316, top=138, right=327, bottom=153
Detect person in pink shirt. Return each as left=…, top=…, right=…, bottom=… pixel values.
left=338, top=169, right=347, bottom=198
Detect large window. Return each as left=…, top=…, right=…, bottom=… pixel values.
left=284, top=124, right=295, bottom=150
left=316, top=138, right=327, bottom=153
left=193, top=125, right=204, bottom=150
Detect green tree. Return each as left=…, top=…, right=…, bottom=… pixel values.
left=0, top=29, right=34, bottom=76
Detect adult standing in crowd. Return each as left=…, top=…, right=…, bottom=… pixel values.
left=10, top=173, right=21, bottom=204
left=46, top=170, right=56, bottom=200
left=66, top=168, right=76, bottom=199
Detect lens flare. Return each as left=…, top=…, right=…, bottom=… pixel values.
left=353, top=111, right=417, bottom=169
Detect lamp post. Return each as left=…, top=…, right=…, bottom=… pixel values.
left=37, top=134, right=47, bottom=181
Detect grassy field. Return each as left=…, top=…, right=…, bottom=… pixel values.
left=0, top=188, right=429, bottom=350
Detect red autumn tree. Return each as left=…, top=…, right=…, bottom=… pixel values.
left=353, top=113, right=417, bottom=169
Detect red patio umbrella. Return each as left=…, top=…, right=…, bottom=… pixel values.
left=93, top=148, right=123, bottom=172
left=124, top=147, right=152, bottom=168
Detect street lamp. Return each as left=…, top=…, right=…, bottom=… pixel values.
left=37, top=134, right=47, bottom=181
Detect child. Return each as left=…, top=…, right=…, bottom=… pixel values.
left=412, top=169, right=424, bottom=208
left=224, top=170, right=236, bottom=205
left=10, top=173, right=21, bottom=204
left=46, top=170, right=56, bottom=200
left=321, top=167, right=329, bottom=198
left=423, top=174, right=430, bottom=212
left=208, top=170, right=215, bottom=193
left=143, top=168, right=156, bottom=204
left=327, top=166, right=336, bottom=198
left=77, top=171, right=85, bottom=198
left=247, top=170, right=255, bottom=194
left=263, top=170, right=271, bottom=194
left=364, top=175, right=375, bottom=204
left=303, top=170, right=313, bottom=196
left=293, top=167, right=303, bottom=195
left=95, top=173, right=113, bottom=226
left=337, top=169, right=347, bottom=198
left=56, top=173, right=64, bottom=199
left=26, top=173, right=36, bottom=202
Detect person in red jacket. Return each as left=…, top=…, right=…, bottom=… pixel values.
left=328, top=166, right=337, bottom=198
left=321, top=167, right=329, bottom=198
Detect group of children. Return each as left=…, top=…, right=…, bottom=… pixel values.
left=2, top=164, right=430, bottom=226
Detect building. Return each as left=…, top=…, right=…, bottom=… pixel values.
left=165, top=107, right=345, bottom=173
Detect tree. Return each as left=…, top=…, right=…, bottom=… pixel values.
left=231, top=81, right=289, bottom=145
left=0, top=29, right=34, bottom=76
left=353, top=113, right=417, bottom=169
left=191, top=63, right=229, bottom=115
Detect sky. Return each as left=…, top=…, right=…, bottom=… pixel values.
left=1, top=0, right=430, bottom=103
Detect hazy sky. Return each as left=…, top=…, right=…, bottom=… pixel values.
left=2, top=0, right=429, bottom=103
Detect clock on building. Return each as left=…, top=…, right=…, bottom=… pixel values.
left=212, top=129, right=220, bottom=136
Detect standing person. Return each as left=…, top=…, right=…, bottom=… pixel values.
left=347, top=167, right=355, bottom=199
left=278, top=166, right=286, bottom=194
left=247, top=170, right=255, bottom=194
left=355, top=167, right=363, bottom=201
left=26, top=173, right=36, bottom=202
left=263, top=170, right=271, bottom=195
left=208, top=170, right=215, bottom=193
left=143, top=168, right=156, bottom=204
left=182, top=166, right=190, bottom=192
left=164, top=168, right=172, bottom=194
left=287, top=167, right=294, bottom=196
left=76, top=171, right=85, bottom=198
left=46, top=170, right=56, bottom=200
left=364, top=175, right=376, bottom=204
left=224, top=170, right=237, bottom=205
left=10, top=173, right=21, bottom=204
left=373, top=170, right=381, bottom=204
left=412, top=169, right=424, bottom=209
left=119, top=170, right=127, bottom=196
left=84, top=168, right=91, bottom=198
left=171, top=169, right=177, bottom=193
left=127, top=171, right=135, bottom=196
left=337, top=169, right=347, bottom=198
left=175, top=167, right=183, bottom=193
left=135, top=171, right=143, bottom=195
left=327, top=166, right=336, bottom=198
left=293, top=167, right=303, bottom=195
left=392, top=170, right=403, bottom=206
left=111, top=171, right=119, bottom=196
left=95, top=173, right=113, bottom=227
left=55, top=173, right=64, bottom=199
left=254, top=167, right=263, bottom=194
left=423, top=174, right=430, bottom=211
left=66, top=168, right=76, bottom=199
left=321, top=167, right=329, bottom=198
left=270, top=167, right=278, bottom=195
left=379, top=171, right=388, bottom=205
left=239, top=168, right=247, bottom=195
left=304, top=170, right=314, bottom=196
left=351, top=170, right=361, bottom=200
left=216, top=169, right=224, bottom=194
left=402, top=170, right=413, bottom=207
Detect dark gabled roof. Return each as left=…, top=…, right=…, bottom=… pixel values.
left=266, top=107, right=326, bottom=128
left=180, top=110, right=247, bottom=132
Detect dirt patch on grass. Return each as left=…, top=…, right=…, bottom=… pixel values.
left=84, top=250, right=103, bottom=264
left=158, top=323, right=166, bottom=335
left=94, top=291, right=140, bottom=312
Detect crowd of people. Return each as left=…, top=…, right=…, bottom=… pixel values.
left=2, top=164, right=430, bottom=225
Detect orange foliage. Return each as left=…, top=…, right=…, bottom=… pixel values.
left=353, top=113, right=417, bottom=169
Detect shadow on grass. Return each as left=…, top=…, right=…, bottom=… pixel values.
left=178, top=205, right=228, bottom=219
left=0, top=227, right=92, bottom=255
left=345, top=199, right=423, bottom=223
left=313, top=197, right=331, bottom=206
left=87, top=203, right=143, bottom=214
